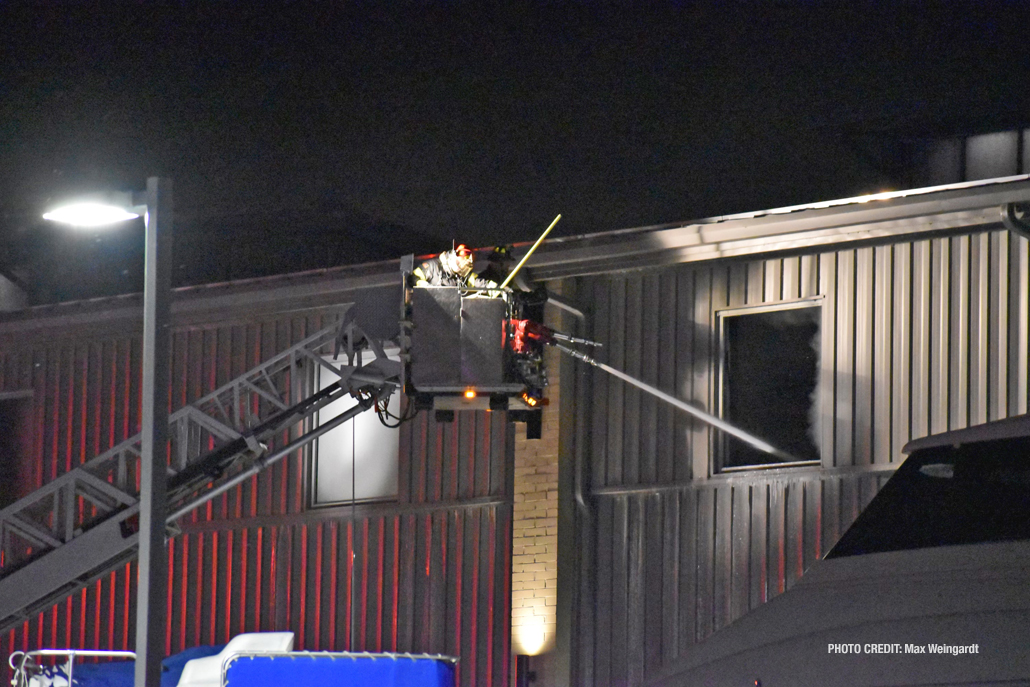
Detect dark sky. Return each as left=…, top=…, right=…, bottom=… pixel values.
left=2, top=2, right=1029, bottom=302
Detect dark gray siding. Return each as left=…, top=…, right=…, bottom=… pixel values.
left=575, top=473, right=890, bottom=685
left=565, top=229, right=1030, bottom=685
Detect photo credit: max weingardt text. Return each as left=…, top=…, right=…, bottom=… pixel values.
left=827, top=643, right=980, bottom=655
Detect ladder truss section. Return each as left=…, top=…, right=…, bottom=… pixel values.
left=0, top=313, right=402, bottom=633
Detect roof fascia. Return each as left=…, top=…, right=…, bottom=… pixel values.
left=0, top=261, right=400, bottom=342
left=523, top=175, right=1030, bottom=280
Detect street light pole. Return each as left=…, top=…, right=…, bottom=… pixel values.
left=42, top=177, right=174, bottom=687
left=134, top=177, right=173, bottom=687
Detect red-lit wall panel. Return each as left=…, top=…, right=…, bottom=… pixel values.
left=0, top=304, right=514, bottom=687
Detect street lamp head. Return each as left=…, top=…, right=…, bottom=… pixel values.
left=42, top=190, right=147, bottom=228
left=42, top=202, right=141, bottom=227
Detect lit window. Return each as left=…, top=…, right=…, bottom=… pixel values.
left=716, top=302, right=822, bottom=471
left=311, top=355, right=400, bottom=506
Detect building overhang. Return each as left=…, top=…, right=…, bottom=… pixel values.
left=0, top=259, right=403, bottom=343
left=522, top=175, right=1030, bottom=280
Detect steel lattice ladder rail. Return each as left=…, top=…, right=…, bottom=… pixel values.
left=0, top=314, right=402, bottom=634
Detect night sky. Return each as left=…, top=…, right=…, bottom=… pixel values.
left=2, top=2, right=1029, bottom=303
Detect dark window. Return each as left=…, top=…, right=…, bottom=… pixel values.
left=718, top=304, right=821, bottom=471
left=0, top=395, right=32, bottom=508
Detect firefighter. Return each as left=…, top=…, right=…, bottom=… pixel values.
left=477, top=245, right=513, bottom=285
left=477, top=244, right=549, bottom=320
left=413, top=244, right=498, bottom=289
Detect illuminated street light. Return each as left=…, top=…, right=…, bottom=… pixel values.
left=42, top=202, right=141, bottom=227
left=43, top=178, right=172, bottom=687
left=42, top=189, right=145, bottom=227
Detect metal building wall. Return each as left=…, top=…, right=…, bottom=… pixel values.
left=566, top=229, right=1030, bottom=685
left=0, top=304, right=514, bottom=687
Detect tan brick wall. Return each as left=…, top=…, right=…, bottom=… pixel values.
left=510, top=300, right=562, bottom=658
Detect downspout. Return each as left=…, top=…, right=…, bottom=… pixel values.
left=554, top=278, right=592, bottom=687
left=1001, top=203, right=1030, bottom=240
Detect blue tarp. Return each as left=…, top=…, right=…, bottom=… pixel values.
left=34, top=645, right=224, bottom=687
left=223, top=654, right=455, bottom=687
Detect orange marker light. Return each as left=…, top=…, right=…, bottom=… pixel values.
left=464, top=388, right=477, bottom=400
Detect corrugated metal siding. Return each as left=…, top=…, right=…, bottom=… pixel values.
left=170, top=502, right=512, bottom=686
left=0, top=307, right=513, bottom=687
left=571, top=229, right=1030, bottom=685
left=579, top=473, right=890, bottom=686
left=582, top=232, right=1030, bottom=482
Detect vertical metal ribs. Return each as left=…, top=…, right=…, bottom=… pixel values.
left=0, top=319, right=344, bottom=580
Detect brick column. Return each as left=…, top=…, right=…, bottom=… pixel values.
left=511, top=304, right=561, bottom=660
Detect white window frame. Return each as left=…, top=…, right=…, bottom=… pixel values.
left=310, top=352, right=401, bottom=507
left=715, top=297, right=824, bottom=473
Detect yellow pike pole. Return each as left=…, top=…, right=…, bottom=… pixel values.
left=499, top=214, right=561, bottom=289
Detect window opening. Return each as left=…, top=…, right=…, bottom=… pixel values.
left=310, top=354, right=400, bottom=506
left=0, top=392, right=33, bottom=509
left=717, top=302, right=821, bottom=471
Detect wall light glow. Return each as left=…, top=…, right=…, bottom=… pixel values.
left=43, top=203, right=141, bottom=228
left=513, top=614, right=549, bottom=656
